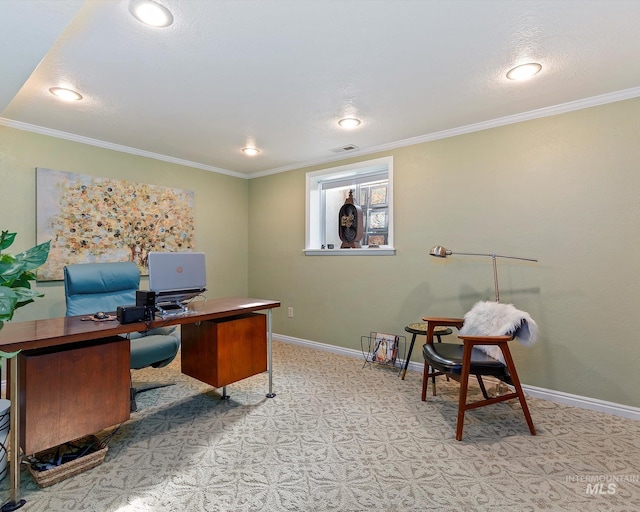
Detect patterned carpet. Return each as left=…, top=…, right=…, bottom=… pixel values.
left=2, top=340, right=640, bottom=511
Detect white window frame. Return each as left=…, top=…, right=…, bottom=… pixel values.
left=305, top=156, right=395, bottom=256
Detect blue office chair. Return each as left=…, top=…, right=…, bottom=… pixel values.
left=63, top=262, right=180, bottom=411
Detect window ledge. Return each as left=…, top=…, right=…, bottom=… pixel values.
left=304, top=247, right=396, bottom=256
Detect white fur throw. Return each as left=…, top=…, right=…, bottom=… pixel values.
left=458, top=301, right=538, bottom=364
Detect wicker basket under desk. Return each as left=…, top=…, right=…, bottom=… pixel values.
left=28, top=435, right=108, bottom=488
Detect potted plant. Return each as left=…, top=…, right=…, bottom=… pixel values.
left=0, top=230, right=50, bottom=330
left=0, top=230, right=49, bottom=480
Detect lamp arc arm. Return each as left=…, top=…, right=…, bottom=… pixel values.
left=454, top=252, right=537, bottom=263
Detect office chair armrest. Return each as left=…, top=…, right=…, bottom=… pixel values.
left=458, top=334, right=513, bottom=344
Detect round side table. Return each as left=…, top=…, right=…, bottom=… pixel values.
left=402, top=323, right=452, bottom=380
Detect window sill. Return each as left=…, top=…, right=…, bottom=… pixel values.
left=304, top=247, right=396, bottom=256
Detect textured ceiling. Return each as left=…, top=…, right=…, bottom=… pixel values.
left=2, top=0, right=640, bottom=177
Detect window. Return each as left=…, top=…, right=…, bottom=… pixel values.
left=305, top=156, right=394, bottom=255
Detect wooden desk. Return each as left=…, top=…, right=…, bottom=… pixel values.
left=0, top=297, right=280, bottom=511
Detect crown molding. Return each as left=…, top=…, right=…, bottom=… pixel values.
left=3, top=86, right=640, bottom=180
left=360, top=86, right=640, bottom=154
left=0, top=117, right=247, bottom=179
left=253, top=86, right=640, bottom=178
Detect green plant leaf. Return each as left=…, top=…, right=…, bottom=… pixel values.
left=12, top=273, right=33, bottom=289
left=0, top=287, right=18, bottom=320
left=0, top=232, right=50, bottom=330
left=0, top=231, right=16, bottom=251
left=13, top=286, right=43, bottom=304
left=13, top=289, right=42, bottom=310
left=0, top=260, right=24, bottom=287
left=15, top=240, right=51, bottom=270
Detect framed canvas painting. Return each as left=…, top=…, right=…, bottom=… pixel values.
left=36, top=168, right=195, bottom=281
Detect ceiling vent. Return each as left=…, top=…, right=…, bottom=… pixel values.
left=330, top=144, right=360, bottom=153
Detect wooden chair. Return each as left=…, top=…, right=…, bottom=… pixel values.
left=421, top=316, right=536, bottom=441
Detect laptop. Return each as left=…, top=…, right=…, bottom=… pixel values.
left=148, top=252, right=207, bottom=302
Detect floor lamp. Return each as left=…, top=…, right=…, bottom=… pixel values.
left=429, top=245, right=537, bottom=302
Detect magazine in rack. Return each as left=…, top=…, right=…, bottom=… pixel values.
left=371, top=332, right=399, bottom=365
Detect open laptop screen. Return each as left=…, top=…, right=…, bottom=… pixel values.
left=148, top=251, right=206, bottom=301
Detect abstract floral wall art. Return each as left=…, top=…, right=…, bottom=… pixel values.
left=36, top=168, right=195, bottom=281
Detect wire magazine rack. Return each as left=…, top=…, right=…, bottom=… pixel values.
left=361, top=331, right=406, bottom=374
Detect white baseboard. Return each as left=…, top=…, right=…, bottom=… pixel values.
left=5, top=335, right=638, bottom=422
left=275, top=333, right=640, bottom=422
left=517, top=384, right=640, bottom=420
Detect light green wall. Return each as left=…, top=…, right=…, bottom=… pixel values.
left=0, top=126, right=249, bottom=322
left=248, top=97, right=640, bottom=408
left=3, top=98, right=639, bottom=408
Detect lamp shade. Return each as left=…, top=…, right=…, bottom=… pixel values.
left=430, top=245, right=452, bottom=258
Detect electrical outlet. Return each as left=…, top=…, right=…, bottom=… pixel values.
left=287, top=307, right=294, bottom=318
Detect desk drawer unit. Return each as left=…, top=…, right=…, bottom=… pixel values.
left=17, top=336, right=131, bottom=455
left=181, top=313, right=267, bottom=388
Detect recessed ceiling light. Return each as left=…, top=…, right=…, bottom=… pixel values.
left=129, top=0, right=174, bottom=27
left=49, top=87, right=83, bottom=101
left=338, top=117, right=361, bottom=129
left=506, top=62, right=542, bottom=81
left=242, top=147, right=261, bottom=156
